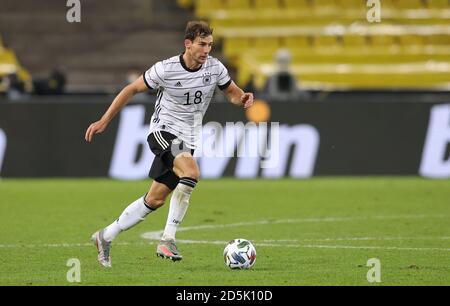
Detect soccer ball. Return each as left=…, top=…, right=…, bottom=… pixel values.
left=223, top=238, right=257, bottom=269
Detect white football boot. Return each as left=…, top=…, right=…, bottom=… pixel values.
left=91, top=229, right=112, bottom=268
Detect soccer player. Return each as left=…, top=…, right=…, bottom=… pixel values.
left=85, top=21, right=253, bottom=267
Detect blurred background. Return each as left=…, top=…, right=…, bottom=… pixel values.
left=0, top=0, right=449, bottom=179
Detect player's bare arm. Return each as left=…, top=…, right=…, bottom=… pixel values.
left=223, top=81, right=254, bottom=109
left=85, top=76, right=148, bottom=142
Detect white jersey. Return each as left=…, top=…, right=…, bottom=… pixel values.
left=144, top=54, right=231, bottom=149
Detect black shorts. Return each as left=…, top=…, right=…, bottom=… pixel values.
left=147, top=131, right=193, bottom=190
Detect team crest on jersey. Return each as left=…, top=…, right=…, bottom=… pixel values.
left=203, top=74, right=211, bottom=85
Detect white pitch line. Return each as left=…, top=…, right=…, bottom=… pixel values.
left=170, top=241, right=450, bottom=252
left=1, top=240, right=450, bottom=252
left=299, top=245, right=450, bottom=252
left=0, top=242, right=150, bottom=249
left=1, top=215, right=447, bottom=251
left=295, top=237, right=450, bottom=242
left=2, top=237, right=447, bottom=249
left=141, top=214, right=449, bottom=241
left=137, top=214, right=450, bottom=252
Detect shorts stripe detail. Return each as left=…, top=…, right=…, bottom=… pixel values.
left=154, top=131, right=168, bottom=149
left=156, top=131, right=169, bottom=148
left=154, top=132, right=167, bottom=149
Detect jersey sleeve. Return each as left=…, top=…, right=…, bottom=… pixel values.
left=143, top=61, right=165, bottom=90
left=217, top=60, right=232, bottom=90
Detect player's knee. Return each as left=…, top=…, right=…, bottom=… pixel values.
left=150, top=199, right=166, bottom=209
left=173, top=154, right=200, bottom=181
left=182, top=169, right=200, bottom=182
left=145, top=194, right=166, bottom=209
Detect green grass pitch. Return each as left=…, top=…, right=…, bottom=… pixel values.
left=0, top=178, right=449, bottom=286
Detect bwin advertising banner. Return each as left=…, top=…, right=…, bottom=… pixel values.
left=0, top=101, right=449, bottom=179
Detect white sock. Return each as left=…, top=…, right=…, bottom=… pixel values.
left=162, top=178, right=197, bottom=241
left=102, top=220, right=121, bottom=243
left=103, top=195, right=155, bottom=242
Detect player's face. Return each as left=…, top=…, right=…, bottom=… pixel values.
left=186, top=35, right=213, bottom=65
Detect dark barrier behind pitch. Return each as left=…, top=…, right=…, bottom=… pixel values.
left=0, top=100, right=449, bottom=178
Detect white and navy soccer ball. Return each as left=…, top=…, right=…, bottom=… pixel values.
left=223, top=238, right=257, bottom=269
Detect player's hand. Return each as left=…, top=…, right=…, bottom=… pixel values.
left=241, top=92, right=254, bottom=109
left=85, top=120, right=108, bottom=142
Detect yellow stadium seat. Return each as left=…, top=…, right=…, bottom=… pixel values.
left=313, top=0, right=340, bottom=7
left=369, top=35, right=398, bottom=46
left=0, top=35, right=5, bottom=53
left=314, top=35, right=338, bottom=46
left=177, top=0, right=194, bottom=9
left=425, top=34, right=450, bottom=45
left=254, top=37, right=281, bottom=52
left=0, top=49, right=17, bottom=65
left=195, top=0, right=224, bottom=17
left=226, top=0, right=252, bottom=10
left=285, top=36, right=313, bottom=49
left=399, top=35, right=425, bottom=46
left=313, top=0, right=366, bottom=8
left=254, top=0, right=281, bottom=9
left=427, top=0, right=450, bottom=8
left=187, top=0, right=450, bottom=89
left=342, top=35, right=368, bottom=47
left=335, top=0, right=366, bottom=9
left=283, top=0, right=313, bottom=9
left=223, top=37, right=252, bottom=60
left=0, top=49, right=20, bottom=81
left=390, top=0, right=426, bottom=8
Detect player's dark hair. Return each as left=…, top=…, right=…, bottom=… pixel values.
left=184, top=21, right=213, bottom=41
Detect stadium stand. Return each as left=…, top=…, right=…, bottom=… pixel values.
left=179, top=0, right=450, bottom=90
left=0, top=35, right=32, bottom=93
left=1, top=0, right=448, bottom=93
left=0, top=0, right=193, bottom=93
